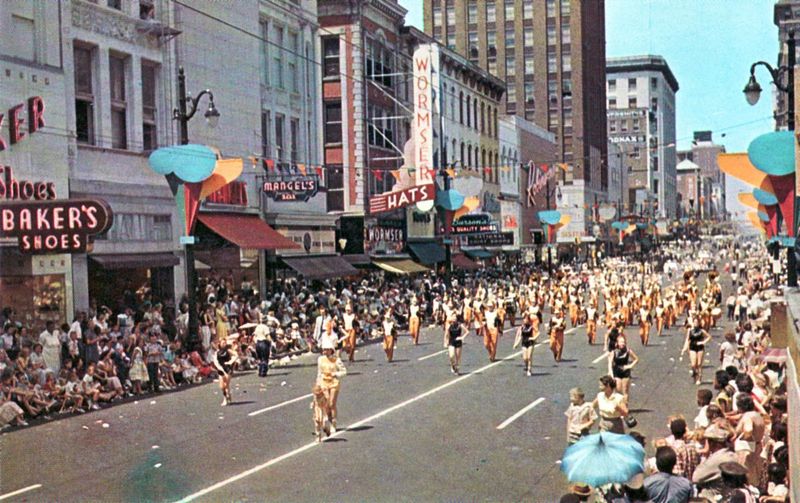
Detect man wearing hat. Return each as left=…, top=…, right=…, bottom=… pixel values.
left=692, top=423, right=737, bottom=499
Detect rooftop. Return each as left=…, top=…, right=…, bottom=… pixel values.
left=606, top=55, right=679, bottom=93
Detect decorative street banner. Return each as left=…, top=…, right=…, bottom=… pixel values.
left=526, top=162, right=559, bottom=207
left=262, top=177, right=319, bottom=202
left=0, top=198, right=113, bottom=254
left=452, top=213, right=499, bottom=234
left=465, top=231, right=514, bottom=247
left=369, top=184, right=435, bottom=214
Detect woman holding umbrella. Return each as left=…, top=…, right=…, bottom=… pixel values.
left=592, top=375, right=628, bottom=434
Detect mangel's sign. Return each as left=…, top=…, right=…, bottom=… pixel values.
left=369, top=184, right=434, bottom=214
left=0, top=199, right=113, bottom=254
left=262, top=178, right=319, bottom=202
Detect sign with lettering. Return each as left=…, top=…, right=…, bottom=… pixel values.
left=0, top=198, right=113, bottom=254
left=369, top=184, right=434, bottom=214
left=412, top=45, right=438, bottom=190
left=0, top=96, right=46, bottom=152
left=609, top=134, right=646, bottom=144
left=452, top=214, right=498, bottom=234
left=464, top=232, right=514, bottom=247
left=262, top=177, right=319, bottom=202
left=0, top=166, right=57, bottom=201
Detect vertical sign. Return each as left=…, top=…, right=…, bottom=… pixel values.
left=412, top=45, right=439, bottom=212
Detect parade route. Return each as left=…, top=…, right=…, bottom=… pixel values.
left=0, top=308, right=719, bottom=502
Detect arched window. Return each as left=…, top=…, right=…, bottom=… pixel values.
left=460, top=142, right=465, bottom=167
left=473, top=97, right=479, bottom=130
left=466, top=97, right=471, bottom=128
left=493, top=108, right=498, bottom=138
left=467, top=145, right=472, bottom=168
left=487, top=106, right=492, bottom=136
left=494, top=151, right=499, bottom=182
left=451, top=86, right=456, bottom=119
left=480, top=102, right=485, bottom=133
left=459, top=91, right=464, bottom=124
left=452, top=138, right=457, bottom=164
left=481, top=148, right=487, bottom=179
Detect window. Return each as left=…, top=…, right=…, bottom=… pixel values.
left=141, top=62, right=157, bottom=151
left=459, top=91, right=464, bottom=124
left=480, top=102, right=485, bottom=133
left=322, top=38, right=339, bottom=77
left=561, top=53, right=571, bottom=72
left=547, top=25, right=556, bottom=45
left=505, top=29, right=515, bottom=50
left=486, top=1, right=496, bottom=23
left=524, top=28, right=534, bottom=47
left=609, top=121, right=617, bottom=133
left=620, top=120, right=628, bottom=132
left=547, top=53, right=557, bottom=73
left=473, top=98, right=478, bottom=129
left=324, top=102, right=342, bottom=143
left=260, top=21, right=270, bottom=85
left=107, top=0, right=122, bottom=9
left=261, top=111, right=271, bottom=157
left=629, top=97, right=637, bottom=108
left=561, top=23, right=571, bottom=44
left=326, top=166, right=344, bottom=212
left=275, top=114, right=285, bottom=163
left=608, top=97, right=616, bottom=109
left=487, top=30, right=497, bottom=50
left=450, top=86, right=456, bottom=118
left=288, top=33, right=299, bottom=92
left=608, top=79, right=616, bottom=92
left=466, top=98, right=471, bottom=128
left=109, top=54, right=127, bottom=149
left=433, top=6, right=442, bottom=27
left=546, top=0, right=556, bottom=18
left=524, top=83, right=534, bottom=105
left=468, top=1, right=478, bottom=23
left=628, top=77, right=637, bottom=90
left=74, top=45, right=94, bottom=145
left=488, top=59, right=498, bottom=75
left=446, top=5, right=455, bottom=25
left=523, top=0, right=533, bottom=19
left=651, top=97, right=658, bottom=111
left=290, top=118, right=299, bottom=164
left=469, top=31, right=479, bottom=58
left=561, top=0, right=570, bottom=15
left=10, top=14, right=34, bottom=62
left=505, top=0, right=514, bottom=20
left=447, top=32, right=456, bottom=49
left=273, top=26, right=284, bottom=88
left=632, top=118, right=640, bottom=132
left=651, top=77, right=658, bottom=90
left=507, top=85, right=516, bottom=103
left=139, top=0, right=155, bottom=20
left=506, top=56, right=515, bottom=76
left=525, top=58, right=534, bottom=75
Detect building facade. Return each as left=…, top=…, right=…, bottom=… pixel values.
left=676, top=156, right=713, bottom=220
left=424, top=0, right=609, bottom=239
left=606, top=55, right=679, bottom=218
left=680, top=131, right=726, bottom=221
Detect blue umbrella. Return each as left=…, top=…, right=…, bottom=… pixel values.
left=561, top=432, right=645, bottom=487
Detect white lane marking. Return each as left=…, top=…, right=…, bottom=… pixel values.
left=177, top=350, right=523, bottom=503
left=248, top=393, right=313, bottom=417
left=418, top=349, right=448, bottom=361
left=0, top=484, right=42, bottom=501
left=496, top=397, right=546, bottom=430
left=592, top=352, right=609, bottom=364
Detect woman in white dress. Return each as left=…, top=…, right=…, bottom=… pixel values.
left=39, top=321, right=61, bottom=373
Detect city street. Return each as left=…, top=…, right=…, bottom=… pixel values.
left=0, top=288, right=722, bottom=502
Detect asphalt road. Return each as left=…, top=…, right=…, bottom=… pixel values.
left=0, top=272, right=731, bottom=503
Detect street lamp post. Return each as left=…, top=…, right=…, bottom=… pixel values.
left=173, top=66, right=220, bottom=350
left=743, top=31, right=796, bottom=286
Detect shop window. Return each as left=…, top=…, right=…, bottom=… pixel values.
left=324, top=102, right=342, bottom=144
left=0, top=275, right=66, bottom=332
left=141, top=62, right=158, bottom=151
left=74, top=44, right=95, bottom=145
left=109, top=53, right=128, bottom=149
left=322, top=37, right=339, bottom=78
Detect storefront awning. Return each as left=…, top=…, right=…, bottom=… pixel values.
left=463, top=248, right=495, bottom=260
left=342, top=254, right=372, bottom=266
left=452, top=254, right=480, bottom=270
left=90, top=253, right=180, bottom=270
left=407, top=241, right=446, bottom=265
left=197, top=213, right=299, bottom=250
left=283, top=256, right=358, bottom=280
left=373, top=259, right=430, bottom=275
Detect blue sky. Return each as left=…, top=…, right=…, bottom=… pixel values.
left=400, top=0, right=781, bottom=217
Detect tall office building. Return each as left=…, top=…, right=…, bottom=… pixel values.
left=606, top=55, right=679, bottom=218
left=424, top=0, right=608, bottom=238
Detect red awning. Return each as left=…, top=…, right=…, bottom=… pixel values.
left=452, top=254, right=480, bottom=271
left=197, top=213, right=299, bottom=250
